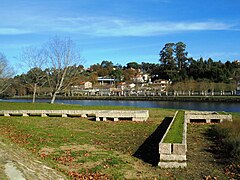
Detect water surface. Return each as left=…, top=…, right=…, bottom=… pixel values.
left=2, top=99, right=240, bottom=113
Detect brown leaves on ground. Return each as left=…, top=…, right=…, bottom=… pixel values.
left=52, top=150, right=75, bottom=166
left=0, top=126, right=52, bottom=151
left=68, top=171, right=109, bottom=180
left=40, top=146, right=110, bottom=179
left=0, top=126, right=32, bottom=145
left=224, top=163, right=240, bottom=179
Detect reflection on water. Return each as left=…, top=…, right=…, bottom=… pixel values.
left=2, top=99, right=240, bottom=112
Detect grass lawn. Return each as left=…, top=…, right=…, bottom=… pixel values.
left=0, top=102, right=239, bottom=179
left=163, top=110, right=185, bottom=143
left=0, top=102, right=143, bottom=110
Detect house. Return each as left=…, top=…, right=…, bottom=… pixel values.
left=153, top=79, right=172, bottom=92
left=234, top=60, right=240, bottom=65
left=116, top=82, right=135, bottom=90
left=79, top=81, right=92, bottom=89
left=71, top=81, right=92, bottom=91
left=129, top=83, right=136, bottom=89
left=98, top=77, right=115, bottom=85
left=131, top=73, right=150, bottom=83
left=117, top=82, right=127, bottom=90
left=132, top=74, right=144, bottom=83
left=143, top=74, right=150, bottom=82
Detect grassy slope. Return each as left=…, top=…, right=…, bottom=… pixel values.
left=0, top=102, right=141, bottom=110
left=163, top=110, right=184, bottom=143
left=0, top=102, right=239, bottom=179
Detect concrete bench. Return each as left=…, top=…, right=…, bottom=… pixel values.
left=185, top=111, right=232, bottom=123
left=0, top=110, right=149, bottom=122
left=95, top=110, right=149, bottom=122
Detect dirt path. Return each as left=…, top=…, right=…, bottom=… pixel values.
left=0, top=137, right=66, bottom=180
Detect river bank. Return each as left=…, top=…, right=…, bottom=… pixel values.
left=4, top=95, right=240, bottom=103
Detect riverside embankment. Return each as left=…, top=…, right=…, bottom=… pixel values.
left=4, top=95, right=240, bottom=102
left=2, top=96, right=240, bottom=112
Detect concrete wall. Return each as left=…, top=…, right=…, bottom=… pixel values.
left=158, top=111, right=187, bottom=168
left=0, top=110, right=149, bottom=122
left=185, top=111, right=232, bottom=123
left=158, top=110, right=232, bottom=168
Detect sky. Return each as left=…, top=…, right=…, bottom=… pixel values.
left=1, top=0, right=240, bottom=72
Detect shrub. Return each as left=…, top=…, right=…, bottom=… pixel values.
left=212, top=121, right=240, bottom=161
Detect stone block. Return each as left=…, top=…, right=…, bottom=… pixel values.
left=159, top=143, right=171, bottom=154
left=41, top=113, right=48, bottom=117
left=81, top=114, right=87, bottom=118
left=22, top=113, right=29, bottom=117
left=96, top=117, right=100, bottom=121
left=160, top=154, right=186, bottom=161
left=172, top=144, right=186, bottom=155
left=62, top=114, right=68, bottom=118
left=206, top=119, right=211, bottom=123
left=158, top=161, right=187, bottom=168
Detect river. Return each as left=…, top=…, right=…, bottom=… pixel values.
left=2, top=99, right=240, bottom=113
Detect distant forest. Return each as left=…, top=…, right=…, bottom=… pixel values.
left=156, top=42, right=240, bottom=83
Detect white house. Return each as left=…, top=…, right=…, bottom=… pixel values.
left=72, top=81, right=92, bottom=90
left=131, top=74, right=150, bottom=83
left=98, top=77, right=115, bottom=85
left=129, top=83, right=136, bottom=88
left=153, top=79, right=172, bottom=92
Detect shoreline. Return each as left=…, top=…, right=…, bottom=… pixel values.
left=4, top=95, right=240, bottom=103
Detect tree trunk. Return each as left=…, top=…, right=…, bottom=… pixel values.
left=211, top=91, right=214, bottom=96
left=32, top=83, right=37, bottom=103
left=51, top=91, right=57, bottom=104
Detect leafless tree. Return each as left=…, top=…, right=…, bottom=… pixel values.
left=45, top=37, right=82, bottom=104
left=19, top=47, right=47, bottom=103
left=0, top=53, right=14, bottom=95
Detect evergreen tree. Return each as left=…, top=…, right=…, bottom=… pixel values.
left=175, top=42, right=188, bottom=71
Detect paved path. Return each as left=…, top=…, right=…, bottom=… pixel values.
left=0, top=137, right=66, bottom=180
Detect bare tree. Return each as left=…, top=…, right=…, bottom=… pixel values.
left=19, top=47, right=47, bottom=102
left=0, top=53, right=14, bottom=95
left=45, top=37, right=82, bottom=104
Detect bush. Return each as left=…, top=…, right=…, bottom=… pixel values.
left=224, top=135, right=240, bottom=160
left=212, top=121, right=240, bottom=161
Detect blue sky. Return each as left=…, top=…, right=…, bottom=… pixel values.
left=1, top=0, right=240, bottom=71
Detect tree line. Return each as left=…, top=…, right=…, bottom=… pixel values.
left=157, top=42, right=240, bottom=83
left=0, top=39, right=239, bottom=102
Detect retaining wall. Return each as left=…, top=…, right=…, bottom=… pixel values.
left=158, top=110, right=232, bottom=168
left=158, top=111, right=187, bottom=168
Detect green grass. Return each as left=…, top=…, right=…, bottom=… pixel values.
left=211, top=120, right=240, bottom=161
left=218, top=111, right=229, bottom=115
left=0, top=102, right=176, bottom=179
left=204, top=113, right=240, bottom=179
left=163, top=110, right=185, bottom=143
left=0, top=102, right=139, bottom=110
